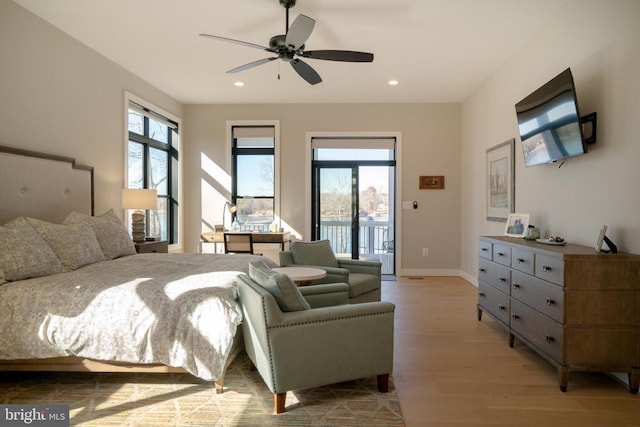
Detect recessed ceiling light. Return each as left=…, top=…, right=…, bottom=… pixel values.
left=234, top=81, right=244, bottom=87
left=388, top=80, right=399, bottom=86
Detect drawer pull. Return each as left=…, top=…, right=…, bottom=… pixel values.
left=542, top=265, right=552, bottom=272
left=546, top=298, right=555, bottom=306
left=512, top=283, right=520, bottom=290
left=499, top=277, right=506, bottom=282
left=516, top=258, right=524, bottom=264
left=498, top=305, right=506, bottom=311
left=479, top=292, right=485, bottom=297
left=511, top=314, right=520, bottom=320
left=481, top=248, right=488, bottom=252
left=497, top=252, right=504, bottom=257
left=545, top=335, right=555, bottom=344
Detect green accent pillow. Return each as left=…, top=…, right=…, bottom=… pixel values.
left=291, top=240, right=338, bottom=268
left=248, top=261, right=310, bottom=312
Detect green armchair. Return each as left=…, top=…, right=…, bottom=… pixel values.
left=279, top=240, right=382, bottom=303
left=237, top=261, right=395, bottom=414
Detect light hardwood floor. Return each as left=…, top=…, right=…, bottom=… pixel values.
left=383, top=276, right=640, bottom=427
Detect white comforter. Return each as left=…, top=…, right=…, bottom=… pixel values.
left=0, top=253, right=274, bottom=381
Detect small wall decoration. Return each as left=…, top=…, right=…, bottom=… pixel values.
left=419, top=175, right=445, bottom=190
left=486, top=139, right=515, bottom=222
left=504, top=213, right=530, bottom=238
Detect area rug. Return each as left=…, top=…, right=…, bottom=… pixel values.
left=0, top=354, right=403, bottom=426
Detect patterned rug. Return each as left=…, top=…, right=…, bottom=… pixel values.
left=0, top=354, right=403, bottom=426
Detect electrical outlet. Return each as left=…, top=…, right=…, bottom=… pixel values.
left=422, top=248, right=429, bottom=256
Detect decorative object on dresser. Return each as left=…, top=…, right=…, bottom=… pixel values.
left=595, top=224, right=618, bottom=254
left=504, top=213, right=529, bottom=238
left=477, top=236, right=640, bottom=394
left=122, top=188, right=158, bottom=242
left=486, top=139, right=515, bottom=222
left=134, top=240, right=169, bottom=253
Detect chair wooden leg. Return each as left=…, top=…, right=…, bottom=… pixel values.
left=274, top=392, right=287, bottom=414
left=377, top=374, right=389, bottom=393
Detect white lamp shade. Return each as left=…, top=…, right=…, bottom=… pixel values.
left=122, top=188, right=158, bottom=210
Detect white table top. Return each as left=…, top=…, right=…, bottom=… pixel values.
left=272, top=267, right=327, bottom=282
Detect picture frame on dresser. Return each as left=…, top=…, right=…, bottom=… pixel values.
left=504, top=213, right=529, bottom=238
left=486, top=138, right=515, bottom=222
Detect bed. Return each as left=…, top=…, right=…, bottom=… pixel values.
left=0, top=145, right=274, bottom=392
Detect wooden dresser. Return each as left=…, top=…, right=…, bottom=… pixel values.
left=477, top=235, right=640, bottom=393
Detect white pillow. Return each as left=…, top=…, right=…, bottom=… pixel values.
left=64, top=209, right=136, bottom=259
left=27, top=217, right=105, bottom=271
left=0, top=217, right=63, bottom=281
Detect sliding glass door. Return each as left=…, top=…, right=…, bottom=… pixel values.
left=312, top=161, right=395, bottom=274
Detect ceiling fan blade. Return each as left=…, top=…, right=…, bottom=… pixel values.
left=285, top=14, right=316, bottom=50
left=302, top=50, right=374, bottom=62
left=227, top=57, right=277, bottom=74
left=199, top=33, right=271, bottom=52
left=290, top=59, right=322, bottom=85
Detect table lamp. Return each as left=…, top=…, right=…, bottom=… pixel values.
left=122, top=188, right=158, bottom=242
left=222, top=201, right=237, bottom=231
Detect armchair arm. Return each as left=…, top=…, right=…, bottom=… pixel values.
left=337, top=258, right=382, bottom=276
left=298, top=282, right=349, bottom=308
left=278, top=250, right=294, bottom=266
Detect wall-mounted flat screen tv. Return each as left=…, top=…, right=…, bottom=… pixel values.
left=515, top=68, right=588, bottom=167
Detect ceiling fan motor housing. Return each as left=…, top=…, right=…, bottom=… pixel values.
left=269, top=35, right=303, bottom=61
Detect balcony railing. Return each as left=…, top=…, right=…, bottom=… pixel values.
left=321, top=219, right=394, bottom=274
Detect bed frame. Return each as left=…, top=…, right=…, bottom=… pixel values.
left=0, top=144, right=241, bottom=392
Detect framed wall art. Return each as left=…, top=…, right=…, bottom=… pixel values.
left=419, top=175, right=444, bottom=190
left=486, top=139, right=515, bottom=222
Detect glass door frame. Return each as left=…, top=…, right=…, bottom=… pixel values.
left=311, top=160, right=396, bottom=266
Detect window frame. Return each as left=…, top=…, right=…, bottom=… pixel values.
left=227, top=121, right=280, bottom=232
left=124, top=92, right=181, bottom=250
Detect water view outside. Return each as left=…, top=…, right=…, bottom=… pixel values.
left=319, top=165, right=394, bottom=273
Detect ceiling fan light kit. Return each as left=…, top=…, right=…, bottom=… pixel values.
left=199, top=0, right=374, bottom=85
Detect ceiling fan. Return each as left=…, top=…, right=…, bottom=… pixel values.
left=199, top=0, right=374, bottom=85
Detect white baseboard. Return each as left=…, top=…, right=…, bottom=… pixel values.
left=459, top=270, right=478, bottom=287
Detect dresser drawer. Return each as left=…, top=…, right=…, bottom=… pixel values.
left=511, top=299, right=564, bottom=362
left=511, top=247, right=534, bottom=275
left=478, top=258, right=511, bottom=294
left=492, top=244, right=511, bottom=266
left=478, top=282, right=510, bottom=326
left=511, top=271, right=564, bottom=323
left=479, top=240, right=492, bottom=260
left=535, top=254, right=564, bottom=285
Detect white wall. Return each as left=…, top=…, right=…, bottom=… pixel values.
left=460, top=0, right=640, bottom=282
left=0, top=1, right=182, bottom=218
left=183, top=103, right=462, bottom=274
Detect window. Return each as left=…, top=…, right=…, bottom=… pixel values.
left=127, top=100, right=179, bottom=244
left=231, top=126, right=276, bottom=232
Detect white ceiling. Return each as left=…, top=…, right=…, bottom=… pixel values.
left=13, top=0, right=566, bottom=104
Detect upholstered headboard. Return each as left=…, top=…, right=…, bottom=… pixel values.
left=0, top=145, right=94, bottom=224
